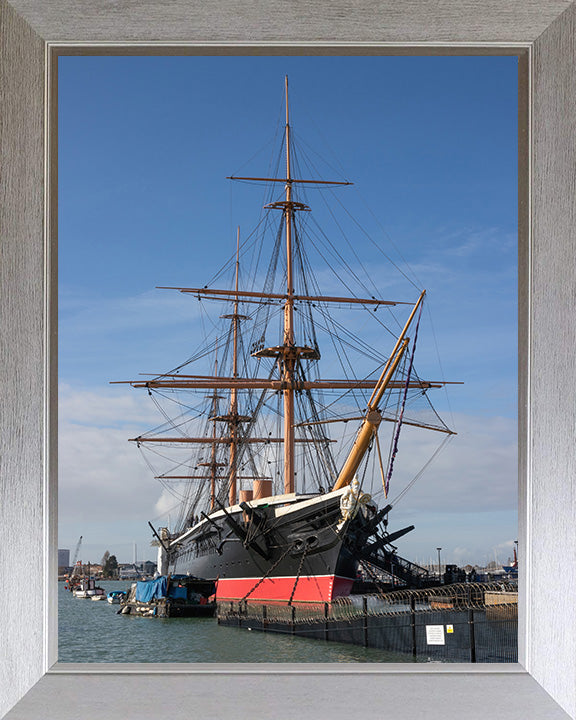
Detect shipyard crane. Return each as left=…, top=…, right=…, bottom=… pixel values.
left=70, top=535, right=83, bottom=577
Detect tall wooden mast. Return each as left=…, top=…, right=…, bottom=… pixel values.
left=224, top=79, right=351, bottom=496
left=282, top=76, right=296, bottom=495
left=228, top=227, right=241, bottom=505
left=118, top=79, right=458, bottom=510
left=206, top=341, right=222, bottom=510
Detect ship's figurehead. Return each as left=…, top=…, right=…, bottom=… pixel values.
left=337, top=477, right=372, bottom=531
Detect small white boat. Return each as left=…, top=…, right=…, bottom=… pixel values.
left=73, top=579, right=105, bottom=599
left=91, top=594, right=106, bottom=601
left=107, top=590, right=126, bottom=604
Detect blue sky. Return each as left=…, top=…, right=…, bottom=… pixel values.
left=58, top=55, right=517, bottom=567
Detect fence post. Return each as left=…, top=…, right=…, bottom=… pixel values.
left=468, top=608, right=476, bottom=663
left=410, top=594, right=417, bottom=661
left=363, top=596, right=369, bottom=647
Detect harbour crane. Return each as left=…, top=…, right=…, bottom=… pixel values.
left=70, top=535, right=83, bottom=577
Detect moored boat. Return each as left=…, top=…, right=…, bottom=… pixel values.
left=119, top=575, right=216, bottom=618
left=72, top=578, right=105, bottom=599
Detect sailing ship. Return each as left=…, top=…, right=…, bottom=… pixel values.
left=115, top=78, right=456, bottom=605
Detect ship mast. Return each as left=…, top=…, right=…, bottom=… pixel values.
left=228, top=227, right=241, bottom=505
left=282, top=76, right=296, bottom=495
left=205, top=343, right=222, bottom=510
left=118, top=78, right=458, bottom=510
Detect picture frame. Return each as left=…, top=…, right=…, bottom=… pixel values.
left=1, top=2, right=575, bottom=718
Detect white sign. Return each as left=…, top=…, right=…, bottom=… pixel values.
left=426, top=625, right=445, bottom=645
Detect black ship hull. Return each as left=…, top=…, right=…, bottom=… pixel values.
left=167, top=488, right=366, bottom=604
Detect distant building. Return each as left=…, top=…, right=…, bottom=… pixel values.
left=118, top=561, right=157, bottom=580
left=118, top=565, right=138, bottom=580
left=141, top=560, right=156, bottom=576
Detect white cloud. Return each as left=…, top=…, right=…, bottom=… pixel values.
left=383, top=413, right=517, bottom=514
left=451, top=547, right=473, bottom=565
left=58, top=383, right=214, bottom=554
left=58, top=381, right=517, bottom=565
left=58, top=384, right=164, bottom=555
left=58, top=420, right=157, bottom=519
left=153, top=489, right=184, bottom=522
left=59, top=383, right=159, bottom=426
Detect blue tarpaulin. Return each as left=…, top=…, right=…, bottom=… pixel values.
left=168, top=585, right=187, bottom=600
left=135, top=576, right=168, bottom=602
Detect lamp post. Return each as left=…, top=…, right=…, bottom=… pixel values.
left=437, top=547, right=442, bottom=583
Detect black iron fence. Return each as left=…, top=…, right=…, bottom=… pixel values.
left=217, top=582, right=518, bottom=662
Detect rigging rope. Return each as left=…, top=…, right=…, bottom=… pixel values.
left=385, top=301, right=423, bottom=495
left=359, top=558, right=394, bottom=596
left=388, top=433, right=454, bottom=507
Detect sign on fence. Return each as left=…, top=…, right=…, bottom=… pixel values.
left=425, top=625, right=445, bottom=645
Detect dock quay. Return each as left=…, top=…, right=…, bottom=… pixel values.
left=216, top=582, right=517, bottom=663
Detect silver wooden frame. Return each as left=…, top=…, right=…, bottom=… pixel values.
left=1, top=2, right=575, bottom=718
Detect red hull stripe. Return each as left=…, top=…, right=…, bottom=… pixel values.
left=215, top=574, right=354, bottom=603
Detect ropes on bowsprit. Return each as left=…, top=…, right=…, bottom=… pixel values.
left=389, top=432, right=454, bottom=507
left=385, top=300, right=423, bottom=495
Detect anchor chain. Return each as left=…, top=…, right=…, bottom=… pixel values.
left=287, top=543, right=309, bottom=606
left=239, top=541, right=296, bottom=604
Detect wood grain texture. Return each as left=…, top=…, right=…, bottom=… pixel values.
left=5, top=0, right=576, bottom=44
left=0, top=0, right=46, bottom=716
left=1, top=0, right=576, bottom=718
left=531, top=6, right=576, bottom=717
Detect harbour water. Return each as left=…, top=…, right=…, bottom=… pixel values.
left=58, top=581, right=412, bottom=663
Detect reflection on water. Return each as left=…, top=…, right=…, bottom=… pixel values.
left=58, top=581, right=412, bottom=663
